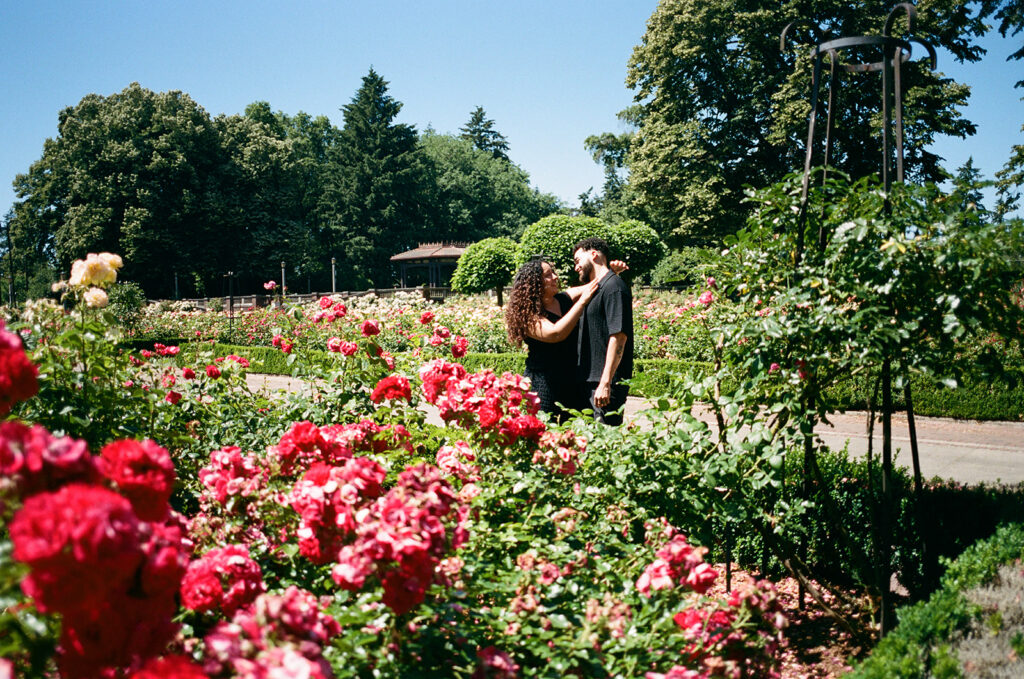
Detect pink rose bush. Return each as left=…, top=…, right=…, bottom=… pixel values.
left=331, top=463, right=468, bottom=614
left=418, top=359, right=544, bottom=448
left=200, top=586, right=340, bottom=678
left=1, top=263, right=801, bottom=678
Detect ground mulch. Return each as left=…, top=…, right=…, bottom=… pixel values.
left=706, top=566, right=876, bottom=678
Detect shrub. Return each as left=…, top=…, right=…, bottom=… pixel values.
left=849, top=523, right=1024, bottom=678
left=450, top=237, right=517, bottom=305
left=515, top=214, right=605, bottom=282
left=650, top=247, right=718, bottom=287
left=107, top=281, right=147, bottom=332
left=605, top=218, right=666, bottom=281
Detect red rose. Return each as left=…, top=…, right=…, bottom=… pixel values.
left=131, top=655, right=209, bottom=679
left=451, top=336, right=469, bottom=358
left=419, top=311, right=435, bottom=325
left=10, top=483, right=143, bottom=615
left=0, top=323, right=39, bottom=415
left=205, top=365, right=221, bottom=379
left=100, top=439, right=176, bottom=521
left=360, top=319, right=381, bottom=337
left=182, top=367, right=196, bottom=380
left=180, top=545, right=265, bottom=615
left=371, top=375, right=412, bottom=403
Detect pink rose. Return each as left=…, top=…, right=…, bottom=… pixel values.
left=636, top=559, right=676, bottom=596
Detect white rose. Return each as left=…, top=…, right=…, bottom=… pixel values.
left=83, top=287, right=109, bottom=308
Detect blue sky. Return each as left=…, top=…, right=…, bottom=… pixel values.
left=1, top=0, right=1021, bottom=221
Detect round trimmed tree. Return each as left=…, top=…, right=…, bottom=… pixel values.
left=515, top=215, right=604, bottom=283
left=450, top=237, right=517, bottom=305
left=606, top=219, right=666, bottom=281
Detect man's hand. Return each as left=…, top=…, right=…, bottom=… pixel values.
left=594, top=380, right=612, bottom=408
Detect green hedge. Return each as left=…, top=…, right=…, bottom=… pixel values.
left=150, top=343, right=1023, bottom=421
left=821, top=369, right=1024, bottom=421
left=849, top=522, right=1024, bottom=678
left=118, top=337, right=193, bottom=352
left=175, top=342, right=317, bottom=374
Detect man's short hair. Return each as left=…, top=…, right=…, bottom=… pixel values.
left=572, top=236, right=611, bottom=262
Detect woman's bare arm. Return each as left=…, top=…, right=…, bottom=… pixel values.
left=526, top=279, right=598, bottom=343
left=565, top=260, right=629, bottom=300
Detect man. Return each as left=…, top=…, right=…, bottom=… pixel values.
left=572, top=237, right=633, bottom=425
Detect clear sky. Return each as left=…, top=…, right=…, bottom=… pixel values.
left=1, top=0, right=1021, bottom=221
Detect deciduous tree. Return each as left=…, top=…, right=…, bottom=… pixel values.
left=623, top=0, right=988, bottom=246
left=420, top=132, right=557, bottom=242
left=12, top=83, right=227, bottom=296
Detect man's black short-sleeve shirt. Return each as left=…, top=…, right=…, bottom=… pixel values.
left=577, top=271, right=633, bottom=384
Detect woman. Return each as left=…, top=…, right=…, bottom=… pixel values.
left=505, top=257, right=623, bottom=421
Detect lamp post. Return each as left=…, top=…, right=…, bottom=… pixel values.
left=280, top=261, right=286, bottom=301
left=223, top=271, right=236, bottom=333
left=331, top=257, right=336, bottom=293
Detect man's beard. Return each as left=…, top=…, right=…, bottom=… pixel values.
left=579, top=260, right=594, bottom=282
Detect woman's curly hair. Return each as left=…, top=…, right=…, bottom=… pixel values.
left=505, top=258, right=547, bottom=347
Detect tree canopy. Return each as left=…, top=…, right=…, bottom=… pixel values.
left=11, top=84, right=227, bottom=297
left=8, top=74, right=550, bottom=297
left=449, top=236, right=517, bottom=305
left=620, top=0, right=990, bottom=246
left=420, top=132, right=558, bottom=242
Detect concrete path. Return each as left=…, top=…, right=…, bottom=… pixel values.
left=246, top=374, right=1024, bottom=486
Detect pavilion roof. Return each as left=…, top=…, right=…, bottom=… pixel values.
left=390, top=242, right=469, bottom=262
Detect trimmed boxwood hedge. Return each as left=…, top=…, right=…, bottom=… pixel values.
left=131, top=341, right=1023, bottom=421
left=849, top=522, right=1024, bottom=678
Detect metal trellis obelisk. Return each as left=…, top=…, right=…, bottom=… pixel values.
left=781, top=2, right=937, bottom=634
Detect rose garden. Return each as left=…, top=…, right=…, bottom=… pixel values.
left=0, top=171, right=1022, bottom=679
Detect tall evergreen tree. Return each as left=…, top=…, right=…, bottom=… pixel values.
left=951, top=157, right=988, bottom=214
left=459, top=106, right=510, bottom=161
left=319, top=69, right=427, bottom=288
left=983, top=0, right=1024, bottom=220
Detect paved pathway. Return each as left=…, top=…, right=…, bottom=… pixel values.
left=246, top=374, right=1024, bottom=486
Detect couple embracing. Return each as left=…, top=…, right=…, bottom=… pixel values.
left=505, top=237, right=633, bottom=425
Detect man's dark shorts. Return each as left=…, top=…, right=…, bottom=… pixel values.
left=584, top=382, right=629, bottom=426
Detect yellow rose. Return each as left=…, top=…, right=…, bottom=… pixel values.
left=68, top=253, right=117, bottom=287
left=83, top=287, right=109, bottom=308
left=68, top=259, right=88, bottom=286
left=98, top=252, right=123, bottom=270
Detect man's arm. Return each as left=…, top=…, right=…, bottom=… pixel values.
left=593, top=332, right=626, bottom=407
